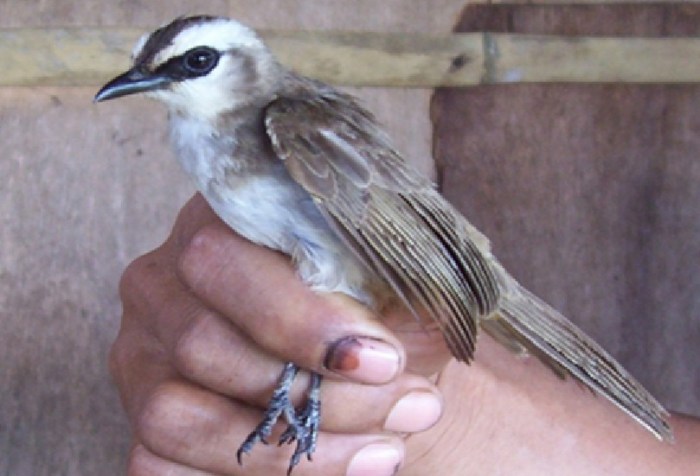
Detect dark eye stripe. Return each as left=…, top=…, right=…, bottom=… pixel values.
left=153, top=47, right=220, bottom=81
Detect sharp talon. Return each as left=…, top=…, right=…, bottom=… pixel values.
left=236, top=448, right=246, bottom=465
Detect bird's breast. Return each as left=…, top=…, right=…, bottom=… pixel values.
left=168, top=113, right=376, bottom=304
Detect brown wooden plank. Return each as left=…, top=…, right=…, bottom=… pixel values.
left=2, top=28, right=700, bottom=87
left=488, top=34, right=700, bottom=84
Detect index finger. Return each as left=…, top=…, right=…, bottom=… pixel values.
left=178, top=219, right=405, bottom=384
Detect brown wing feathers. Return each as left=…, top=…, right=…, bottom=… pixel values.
left=263, top=77, right=672, bottom=440
left=264, top=84, right=496, bottom=361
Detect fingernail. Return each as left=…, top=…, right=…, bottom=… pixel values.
left=384, top=391, right=443, bottom=433
left=346, top=443, right=403, bottom=476
left=325, top=336, right=400, bottom=384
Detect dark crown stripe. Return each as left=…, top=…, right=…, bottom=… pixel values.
left=134, top=15, right=223, bottom=67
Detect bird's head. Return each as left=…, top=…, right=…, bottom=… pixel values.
left=95, top=15, right=281, bottom=121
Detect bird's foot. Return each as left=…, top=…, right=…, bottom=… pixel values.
left=237, top=362, right=299, bottom=464
left=279, top=373, right=322, bottom=474
left=236, top=363, right=323, bottom=475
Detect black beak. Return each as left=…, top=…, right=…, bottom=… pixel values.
left=94, top=67, right=172, bottom=103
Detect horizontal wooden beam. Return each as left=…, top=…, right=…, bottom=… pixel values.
left=1, top=28, right=700, bottom=88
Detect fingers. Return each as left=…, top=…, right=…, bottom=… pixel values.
left=178, top=221, right=406, bottom=384
left=143, top=299, right=442, bottom=435
left=117, top=334, right=428, bottom=476
left=175, top=313, right=442, bottom=433
left=133, top=378, right=406, bottom=476
left=115, top=230, right=443, bottom=428
left=318, top=374, right=443, bottom=434
left=116, top=319, right=434, bottom=475
left=114, top=194, right=449, bottom=476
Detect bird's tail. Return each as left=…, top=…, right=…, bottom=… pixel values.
left=482, top=260, right=673, bottom=442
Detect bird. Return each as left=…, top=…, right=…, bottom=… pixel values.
left=95, top=15, right=672, bottom=473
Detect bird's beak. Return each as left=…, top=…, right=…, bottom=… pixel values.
left=94, top=67, right=172, bottom=102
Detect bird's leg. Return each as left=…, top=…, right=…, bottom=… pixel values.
left=279, top=372, right=322, bottom=474
left=236, top=362, right=323, bottom=473
left=237, top=361, right=300, bottom=463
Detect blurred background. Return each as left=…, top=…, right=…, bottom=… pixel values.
left=1, top=1, right=698, bottom=474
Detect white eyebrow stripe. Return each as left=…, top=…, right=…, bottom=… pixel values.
left=131, top=33, right=150, bottom=60
left=152, top=20, right=264, bottom=68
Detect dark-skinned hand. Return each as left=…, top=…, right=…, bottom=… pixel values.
left=111, top=194, right=700, bottom=475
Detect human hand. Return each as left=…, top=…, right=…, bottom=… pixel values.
left=111, top=194, right=450, bottom=475
left=111, top=194, right=700, bottom=476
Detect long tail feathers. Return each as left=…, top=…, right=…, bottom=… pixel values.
left=486, top=261, right=673, bottom=442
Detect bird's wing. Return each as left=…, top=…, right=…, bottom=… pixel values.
left=264, top=81, right=500, bottom=362
left=264, top=79, right=672, bottom=442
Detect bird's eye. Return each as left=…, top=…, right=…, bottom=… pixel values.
left=182, top=47, right=219, bottom=75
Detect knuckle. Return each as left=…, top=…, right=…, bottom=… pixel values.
left=171, top=313, right=211, bottom=378
left=177, top=222, right=232, bottom=290
left=118, top=251, right=161, bottom=306
left=136, top=382, right=190, bottom=449
left=179, top=223, right=218, bottom=265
